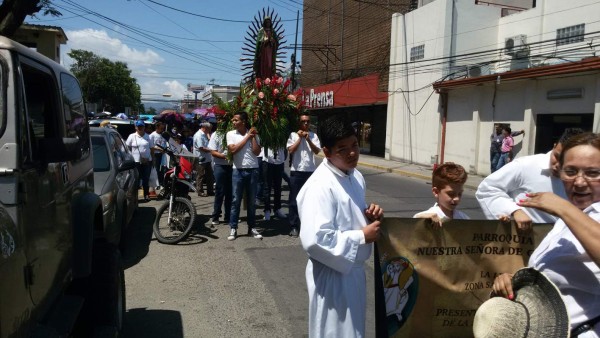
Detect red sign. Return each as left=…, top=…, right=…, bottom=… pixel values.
left=303, top=73, right=388, bottom=109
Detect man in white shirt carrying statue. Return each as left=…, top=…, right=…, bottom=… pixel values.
left=286, top=113, right=321, bottom=237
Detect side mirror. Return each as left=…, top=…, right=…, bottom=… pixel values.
left=117, top=159, right=136, bottom=172
left=38, top=137, right=81, bottom=163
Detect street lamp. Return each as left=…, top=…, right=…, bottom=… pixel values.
left=192, top=90, right=201, bottom=108
left=141, top=93, right=173, bottom=97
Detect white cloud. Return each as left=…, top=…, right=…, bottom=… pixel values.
left=61, top=29, right=191, bottom=102
left=65, top=29, right=163, bottom=67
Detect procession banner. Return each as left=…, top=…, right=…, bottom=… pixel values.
left=374, top=218, right=552, bottom=338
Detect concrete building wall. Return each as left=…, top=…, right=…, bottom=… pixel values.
left=387, top=0, right=600, bottom=175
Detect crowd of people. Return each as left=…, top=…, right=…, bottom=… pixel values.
left=119, top=113, right=598, bottom=337
left=124, top=112, right=323, bottom=241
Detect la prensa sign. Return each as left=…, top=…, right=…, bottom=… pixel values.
left=305, top=88, right=334, bottom=108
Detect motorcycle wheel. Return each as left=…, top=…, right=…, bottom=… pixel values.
left=153, top=197, right=196, bottom=244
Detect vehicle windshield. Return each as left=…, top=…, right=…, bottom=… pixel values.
left=91, top=136, right=110, bottom=172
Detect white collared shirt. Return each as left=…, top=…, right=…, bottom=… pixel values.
left=262, top=148, right=285, bottom=165
left=207, top=131, right=231, bottom=166
left=476, top=151, right=566, bottom=223
left=287, top=131, right=321, bottom=172
left=413, top=202, right=470, bottom=220
left=529, top=202, right=600, bottom=336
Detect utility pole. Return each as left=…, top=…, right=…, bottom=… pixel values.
left=290, top=10, right=300, bottom=91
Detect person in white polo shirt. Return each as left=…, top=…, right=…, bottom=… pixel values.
left=286, top=113, right=321, bottom=237
left=226, top=111, right=262, bottom=240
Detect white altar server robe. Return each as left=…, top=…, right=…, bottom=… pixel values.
left=298, top=158, right=371, bottom=338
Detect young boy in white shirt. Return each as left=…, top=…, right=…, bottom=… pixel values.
left=414, top=162, right=469, bottom=227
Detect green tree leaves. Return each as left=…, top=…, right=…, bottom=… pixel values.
left=68, top=49, right=142, bottom=113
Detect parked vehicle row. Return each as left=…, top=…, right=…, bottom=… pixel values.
left=0, top=36, right=126, bottom=337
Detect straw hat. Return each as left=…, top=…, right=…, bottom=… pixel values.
left=473, top=268, right=569, bottom=338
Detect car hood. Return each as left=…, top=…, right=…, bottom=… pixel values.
left=93, top=170, right=113, bottom=195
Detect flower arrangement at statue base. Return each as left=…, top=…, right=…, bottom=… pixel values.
left=214, top=75, right=305, bottom=152
left=246, top=76, right=305, bottom=151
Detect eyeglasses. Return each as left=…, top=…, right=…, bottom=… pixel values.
left=560, top=167, right=600, bottom=181
left=300, top=120, right=310, bottom=124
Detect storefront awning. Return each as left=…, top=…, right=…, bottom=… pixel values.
left=303, top=73, right=388, bottom=109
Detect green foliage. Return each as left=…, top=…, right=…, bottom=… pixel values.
left=68, top=49, right=141, bottom=113
left=147, top=107, right=157, bottom=115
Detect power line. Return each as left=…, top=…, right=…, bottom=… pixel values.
left=59, top=1, right=241, bottom=73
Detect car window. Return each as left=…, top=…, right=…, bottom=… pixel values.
left=91, top=136, right=110, bottom=172
left=110, top=133, right=128, bottom=166
left=20, top=59, right=61, bottom=163
left=61, top=73, right=89, bottom=160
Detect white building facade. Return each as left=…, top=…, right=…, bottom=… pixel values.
left=386, top=0, right=600, bottom=175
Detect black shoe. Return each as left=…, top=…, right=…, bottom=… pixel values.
left=289, top=228, right=299, bottom=237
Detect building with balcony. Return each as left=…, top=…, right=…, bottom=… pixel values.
left=386, top=0, right=600, bottom=175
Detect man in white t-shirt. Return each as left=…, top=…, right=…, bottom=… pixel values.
left=286, top=114, right=321, bottom=237
left=226, top=112, right=262, bottom=240
left=193, top=122, right=214, bottom=197
left=149, top=121, right=167, bottom=188
left=207, top=116, right=233, bottom=226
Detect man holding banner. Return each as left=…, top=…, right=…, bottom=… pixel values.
left=476, top=128, right=584, bottom=229
left=298, top=117, right=383, bottom=338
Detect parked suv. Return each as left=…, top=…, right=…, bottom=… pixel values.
left=0, top=37, right=125, bottom=336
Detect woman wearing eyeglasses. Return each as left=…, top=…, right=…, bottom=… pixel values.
left=489, top=132, right=600, bottom=337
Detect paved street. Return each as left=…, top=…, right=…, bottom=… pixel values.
left=120, top=162, right=485, bottom=338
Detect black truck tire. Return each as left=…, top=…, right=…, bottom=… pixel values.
left=89, top=240, right=126, bottom=335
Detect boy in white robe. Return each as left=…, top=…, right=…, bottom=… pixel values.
left=414, top=162, right=469, bottom=227
left=298, top=117, right=383, bottom=338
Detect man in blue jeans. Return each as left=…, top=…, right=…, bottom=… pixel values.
left=226, top=112, right=262, bottom=240
left=208, top=117, right=232, bottom=227
left=286, top=114, right=321, bottom=237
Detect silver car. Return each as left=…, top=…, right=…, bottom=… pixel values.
left=90, top=127, right=139, bottom=247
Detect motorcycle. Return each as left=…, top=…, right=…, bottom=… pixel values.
left=153, top=133, right=198, bottom=244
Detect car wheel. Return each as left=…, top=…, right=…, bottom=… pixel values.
left=89, top=241, right=126, bottom=334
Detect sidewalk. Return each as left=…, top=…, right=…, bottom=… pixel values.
left=353, top=153, right=486, bottom=190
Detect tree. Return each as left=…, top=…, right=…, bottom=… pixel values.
left=68, top=49, right=141, bottom=113
left=0, top=0, right=60, bottom=37
left=147, top=107, right=157, bottom=115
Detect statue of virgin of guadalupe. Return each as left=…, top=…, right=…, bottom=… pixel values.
left=253, top=16, right=279, bottom=80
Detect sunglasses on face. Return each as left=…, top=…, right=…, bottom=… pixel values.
left=301, top=120, right=310, bottom=124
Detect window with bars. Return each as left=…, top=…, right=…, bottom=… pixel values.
left=556, top=24, right=585, bottom=46
left=410, top=45, right=425, bottom=61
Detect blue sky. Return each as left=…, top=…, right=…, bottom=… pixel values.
left=27, top=0, right=303, bottom=102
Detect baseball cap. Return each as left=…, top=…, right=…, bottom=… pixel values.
left=134, top=120, right=145, bottom=127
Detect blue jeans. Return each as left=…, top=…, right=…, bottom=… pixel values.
left=212, top=164, right=232, bottom=222
left=288, top=171, right=313, bottom=229
left=490, top=151, right=501, bottom=173
left=262, top=162, right=283, bottom=212
left=230, top=168, right=259, bottom=230
left=496, top=152, right=510, bottom=171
